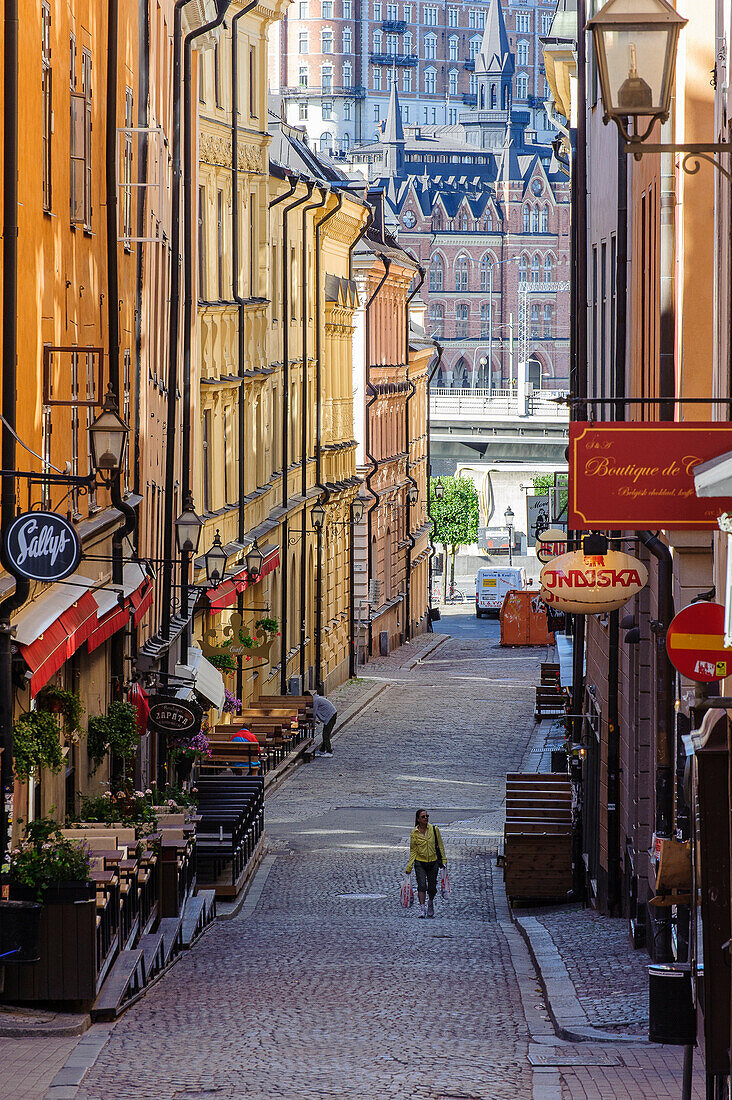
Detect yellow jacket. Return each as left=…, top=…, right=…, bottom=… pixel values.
left=406, top=823, right=446, bottom=874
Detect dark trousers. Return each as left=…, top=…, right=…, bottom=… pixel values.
left=414, top=860, right=439, bottom=899
left=320, top=713, right=337, bottom=752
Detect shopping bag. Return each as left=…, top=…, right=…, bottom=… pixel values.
left=400, top=876, right=414, bottom=909
left=439, top=868, right=450, bottom=899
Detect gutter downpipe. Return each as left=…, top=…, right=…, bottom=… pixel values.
left=401, top=253, right=425, bottom=641
left=345, top=203, right=372, bottom=679
left=272, top=179, right=314, bottom=694
left=0, top=0, right=28, bottom=868
left=231, top=0, right=261, bottom=702
left=300, top=187, right=328, bottom=687
left=181, top=1, right=233, bottom=660
left=364, top=254, right=392, bottom=658
left=425, top=341, right=443, bottom=630
left=311, top=189, right=344, bottom=693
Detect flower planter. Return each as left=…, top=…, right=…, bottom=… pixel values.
left=0, top=900, right=42, bottom=963
left=2, top=882, right=98, bottom=1003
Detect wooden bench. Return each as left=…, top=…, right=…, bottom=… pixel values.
left=503, top=773, right=573, bottom=903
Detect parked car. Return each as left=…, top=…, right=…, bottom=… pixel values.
left=475, top=567, right=526, bottom=617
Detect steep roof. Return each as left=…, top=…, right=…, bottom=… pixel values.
left=382, top=79, right=405, bottom=145
left=476, top=0, right=515, bottom=76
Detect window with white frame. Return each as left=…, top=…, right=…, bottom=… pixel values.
left=404, top=3, right=412, bottom=18
left=519, top=254, right=528, bottom=281
left=322, top=0, right=332, bottom=14
left=469, top=73, right=477, bottom=94
left=404, top=31, right=413, bottom=51
left=387, top=3, right=398, bottom=17
left=343, top=27, right=352, bottom=51
left=374, top=103, right=381, bottom=120
left=299, top=66, right=308, bottom=87
left=515, top=11, right=530, bottom=31
left=543, top=304, right=552, bottom=337
left=374, top=67, right=382, bottom=89
left=531, top=304, right=540, bottom=337
left=299, top=1, right=308, bottom=15
left=424, top=5, right=438, bottom=24
left=523, top=206, right=530, bottom=232
left=403, top=68, right=412, bottom=91
left=448, top=107, right=457, bottom=123
left=429, top=301, right=444, bottom=335
left=456, top=302, right=469, bottom=337
left=531, top=207, right=539, bottom=232
left=448, top=6, right=459, bottom=25
left=344, top=100, right=352, bottom=119
left=541, top=11, right=552, bottom=33
left=343, top=0, right=352, bottom=14
left=468, top=8, right=479, bottom=27
left=373, top=30, right=383, bottom=50
left=374, top=2, right=382, bottom=16
left=343, top=62, right=352, bottom=86
left=517, top=40, right=528, bottom=65
left=322, top=65, right=332, bottom=91
left=299, top=101, right=308, bottom=120
left=387, top=33, right=398, bottom=54
left=516, top=72, right=528, bottom=97
left=531, top=254, right=541, bottom=282
left=481, top=303, right=491, bottom=336
left=322, top=28, right=333, bottom=52
left=424, top=33, right=437, bottom=58
left=455, top=254, right=469, bottom=290
left=449, top=35, right=459, bottom=60
left=448, top=69, right=458, bottom=95
left=429, top=254, right=444, bottom=291
left=424, top=66, right=436, bottom=92
left=322, top=100, right=333, bottom=118
left=404, top=105, right=410, bottom=120
left=544, top=254, right=553, bottom=279
left=298, top=31, right=308, bottom=53
left=469, top=35, right=481, bottom=59
left=480, top=254, right=492, bottom=290
left=541, top=206, right=549, bottom=232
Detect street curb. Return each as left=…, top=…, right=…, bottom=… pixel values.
left=513, top=914, right=646, bottom=1045
left=44, top=1024, right=113, bottom=1099
left=216, top=852, right=277, bottom=922
left=0, top=1012, right=90, bottom=1039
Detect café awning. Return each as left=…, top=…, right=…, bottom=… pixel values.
left=206, top=543, right=280, bottom=613
left=14, top=574, right=99, bottom=695
left=175, top=646, right=226, bottom=711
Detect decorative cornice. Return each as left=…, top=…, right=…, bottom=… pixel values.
left=199, top=132, right=263, bottom=174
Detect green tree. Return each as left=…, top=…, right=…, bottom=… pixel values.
left=429, top=476, right=479, bottom=595
left=533, top=473, right=568, bottom=524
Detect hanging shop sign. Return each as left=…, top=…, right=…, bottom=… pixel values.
left=526, top=494, right=550, bottom=548
left=666, top=602, right=732, bottom=683
left=536, top=528, right=568, bottom=564
left=3, top=510, right=82, bottom=583
left=147, top=696, right=203, bottom=737
left=568, top=423, right=732, bottom=530
left=540, top=549, right=648, bottom=614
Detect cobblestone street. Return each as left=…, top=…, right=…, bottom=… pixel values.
left=0, top=611, right=708, bottom=1098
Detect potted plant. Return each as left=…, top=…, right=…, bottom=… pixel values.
left=35, top=686, right=84, bottom=743
left=12, top=711, right=64, bottom=782
left=7, top=817, right=92, bottom=904
left=75, top=782, right=157, bottom=829
left=168, top=726, right=212, bottom=782
left=87, top=701, right=138, bottom=774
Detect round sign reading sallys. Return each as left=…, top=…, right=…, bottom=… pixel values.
left=540, top=549, right=648, bottom=614
left=666, top=601, right=732, bottom=683
left=3, top=510, right=82, bottom=583
left=536, top=528, right=568, bottom=564
left=147, top=697, right=203, bottom=737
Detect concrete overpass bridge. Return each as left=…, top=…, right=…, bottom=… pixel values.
left=429, top=388, right=570, bottom=473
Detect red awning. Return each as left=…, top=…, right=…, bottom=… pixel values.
left=59, top=590, right=99, bottom=652
left=87, top=604, right=130, bottom=654
left=207, top=545, right=280, bottom=613
left=20, top=619, right=72, bottom=696
left=129, top=578, right=153, bottom=624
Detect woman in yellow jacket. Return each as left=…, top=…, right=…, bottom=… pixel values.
left=405, top=809, right=446, bottom=918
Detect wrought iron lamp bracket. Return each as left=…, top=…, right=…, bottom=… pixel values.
left=625, top=140, right=732, bottom=181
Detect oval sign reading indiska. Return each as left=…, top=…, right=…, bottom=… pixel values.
left=540, top=549, right=648, bottom=614
left=4, top=510, right=82, bottom=583
left=148, top=699, right=202, bottom=736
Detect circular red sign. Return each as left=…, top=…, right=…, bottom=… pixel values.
left=666, top=601, right=732, bottom=682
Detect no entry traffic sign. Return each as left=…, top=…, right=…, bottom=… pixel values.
left=666, top=602, right=732, bottom=682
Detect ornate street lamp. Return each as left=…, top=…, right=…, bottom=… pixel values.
left=204, top=530, right=228, bottom=588
left=245, top=538, right=264, bottom=581
left=434, top=478, right=445, bottom=501
left=311, top=501, right=326, bottom=530
left=175, top=492, right=204, bottom=554
left=504, top=506, right=515, bottom=568
left=89, top=384, right=130, bottom=476
left=587, top=0, right=687, bottom=147
left=408, top=485, right=419, bottom=506
left=352, top=499, right=365, bottom=523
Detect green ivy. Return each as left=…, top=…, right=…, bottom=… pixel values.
left=13, top=711, right=64, bottom=782
left=87, top=702, right=138, bottom=771
left=8, top=817, right=91, bottom=901
left=208, top=653, right=237, bottom=672
left=255, top=617, right=279, bottom=635
left=36, top=686, right=84, bottom=735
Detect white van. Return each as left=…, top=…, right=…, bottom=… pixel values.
left=475, top=567, right=526, bottom=617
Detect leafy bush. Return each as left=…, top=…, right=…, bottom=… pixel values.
left=35, top=686, right=84, bottom=737
left=87, top=702, right=138, bottom=771
left=8, top=817, right=91, bottom=901
left=255, top=617, right=279, bottom=635
left=13, top=711, right=64, bottom=782
left=76, top=782, right=157, bottom=827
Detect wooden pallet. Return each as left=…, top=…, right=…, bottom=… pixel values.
left=504, top=772, right=573, bottom=903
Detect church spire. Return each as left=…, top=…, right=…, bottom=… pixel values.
left=381, top=74, right=405, bottom=175
left=476, top=0, right=514, bottom=76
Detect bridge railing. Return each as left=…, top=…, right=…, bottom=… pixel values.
left=429, top=388, right=570, bottom=421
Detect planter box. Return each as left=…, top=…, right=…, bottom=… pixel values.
left=3, top=882, right=98, bottom=1003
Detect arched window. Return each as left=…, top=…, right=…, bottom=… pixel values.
left=429, top=254, right=444, bottom=291
left=342, top=132, right=350, bottom=150
left=480, top=302, right=491, bottom=336
left=480, top=254, right=493, bottom=291
left=320, top=131, right=333, bottom=152
left=479, top=84, right=486, bottom=108
left=429, top=301, right=444, bottom=336
left=531, top=254, right=541, bottom=283
left=485, top=211, right=493, bottom=231
left=519, top=255, right=528, bottom=283
left=432, top=209, right=442, bottom=231
left=544, top=254, right=553, bottom=280
left=461, top=212, right=468, bottom=231
left=516, top=72, right=528, bottom=98
left=455, top=254, right=469, bottom=291
left=456, top=303, right=469, bottom=337
left=523, top=206, right=530, bottom=233
left=541, top=205, right=549, bottom=232
left=490, top=84, right=497, bottom=109
left=543, top=304, right=552, bottom=337
left=502, top=84, right=510, bottom=109
left=530, top=304, right=540, bottom=337
left=385, top=528, right=393, bottom=598
left=528, top=359, right=542, bottom=388
left=531, top=207, right=539, bottom=232
left=454, top=356, right=469, bottom=387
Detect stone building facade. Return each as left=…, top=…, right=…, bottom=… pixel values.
left=270, top=0, right=558, bottom=154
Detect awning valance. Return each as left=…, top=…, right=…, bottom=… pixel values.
left=175, top=646, right=226, bottom=711
left=205, top=544, right=280, bottom=613
left=13, top=574, right=99, bottom=696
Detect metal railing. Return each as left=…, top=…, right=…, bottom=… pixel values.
left=429, top=387, right=569, bottom=420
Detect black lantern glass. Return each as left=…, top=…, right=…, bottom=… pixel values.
left=352, top=499, right=365, bottom=524
left=311, top=502, right=326, bottom=530
left=89, top=384, right=130, bottom=474
left=408, top=486, right=419, bottom=506
left=175, top=493, right=204, bottom=554
left=246, top=538, right=264, bottom=580
left=504, top=506, right=515, bottom=526
left=434, top=478, right=445, bottom=500
left=204, top=530, right=229, bottom=587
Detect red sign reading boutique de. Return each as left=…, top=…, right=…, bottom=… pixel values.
left=568, top=423, right=732, bottom=530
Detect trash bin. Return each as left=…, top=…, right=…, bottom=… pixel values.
left=0, top=899, right=43, bottom=963
left=648, top=963, right=696, bottom=1044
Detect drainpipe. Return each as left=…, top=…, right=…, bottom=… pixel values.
left=271, top=179, right=314, bottom=694
left=181, top=1, right=233, bottom=658
left=312, top=191, right=345, bottom=691
left=133, top=0, right=150, bottom=507
left=364, top=255, right=391, bottom=656
left=300, top=187, right=328, bottom=686
left=401, top=251, right=425, bottom=641
left=0, top=0, right=28, bottom=867
left=425, top=342, right=444, bottom=628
